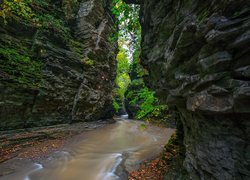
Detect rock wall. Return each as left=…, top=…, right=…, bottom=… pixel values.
left=139, top=0, right=250, bottom=179
left=0, top=0, right=117, bottom=130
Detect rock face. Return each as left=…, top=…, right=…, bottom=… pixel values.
left=139, top=0, right=250, bottom=179
left=0, top=0, right=117, bottom=130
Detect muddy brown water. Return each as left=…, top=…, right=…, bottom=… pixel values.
left=0, top=118, right=174, bottom=180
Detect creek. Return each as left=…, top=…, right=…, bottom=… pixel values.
left=1, top=117, right=174, bottom=180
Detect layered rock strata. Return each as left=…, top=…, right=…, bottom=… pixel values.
left=138, top=0, right=250, bottom=179
left=0, top=0, right=117, bottom=130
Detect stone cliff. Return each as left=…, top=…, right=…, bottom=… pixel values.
left=0, top=0, right=117, bottom=130
left=138, top=0, right=250, bottom=179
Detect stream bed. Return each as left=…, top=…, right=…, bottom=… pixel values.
left=1, top=119, right=174, bottom=180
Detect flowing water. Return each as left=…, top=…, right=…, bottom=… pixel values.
left=1, top=119, right=174, bottom=180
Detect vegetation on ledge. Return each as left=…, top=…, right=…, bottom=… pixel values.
left=0, top=0, right=83, bottom=88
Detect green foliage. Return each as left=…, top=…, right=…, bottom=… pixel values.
left=125, top=23, right=169, bottom=121
left=0, top=0, right=34, bottom=24
left=126, top=50, right=169, bottom=121
left=108, top=32, right=119, bottom=43
left=33, top=0, right=48, bottom=7
left=111, top=0, right=169, bottom=122
left=83, top=58, right=95, bottom=66
left=0, top=0, right=75, bottom=89
left=117, top=47, right=130, bottom=74
left=34, top=14, right=70, bottom=35
left=115, top=45, right=131, bottom=100
left=112, top=0, right=140, bottom=37
left=111, top=0, right=135, bottom=111
left=0, top=48, right=43, bottom=88
left=113, top=100, right=120, bottom=113
left=0, top=0, right=80, bottom=90
left=113, top=45, right=131, bottom=112
left=69, top=40, right=84, bottom=59
left=0, top=0, right=71, bottom=38
left=129, top=86, right=168, bottom=119
left=136, top=89, right=163, bottom=119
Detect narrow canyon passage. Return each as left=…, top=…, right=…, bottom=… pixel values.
left=0, top=0, right=249, bottom=179
left=1, top=118, right=174, bottom=180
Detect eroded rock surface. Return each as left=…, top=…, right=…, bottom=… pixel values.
left=0, top=0, right=117, bottom=130
left=138, top=0, right=250, bottom=179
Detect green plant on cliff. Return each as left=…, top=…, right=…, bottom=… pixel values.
left=0, top=48, right=43, bottom=88
left=113, top=100, right=120, bottom=113
left=0, top=0, right=80, bottom=88
left=34, top=14, right=70, bottom=34
left=124, top=40, right=169, bottom=121
left=130, top=87, right=167, bottom=119
left=0, top=0, right=71, bottom=37
left=82, top=58, right=95, bottom=66
left=0, top=0, right=34, bottom=24
left=0, top=0, right=74, bottom=84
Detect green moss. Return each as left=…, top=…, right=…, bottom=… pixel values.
left=69, top=40, right=84, bottom=59
left=0, top=0, right=86, bottom=89
left=108, top=32, right=119, bottom=43
left=0, top=0, right=90, bottom=90
left=113, top=100, right=120, bottom=113
left=35, top=14, right=70, bottom=36
left=33, top=0, right=49, bottom=8
left=0, top=0, right=34, bottom=24
left=82, top=58, right=95, bottom=66
left=125, top=58, right=168, bottom=120
left=1, top=0, right=72, bottom=39
left=0, top=48, right=43, bottom=88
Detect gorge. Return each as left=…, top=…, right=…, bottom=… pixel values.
left=0, top=0, right=250, bottom=179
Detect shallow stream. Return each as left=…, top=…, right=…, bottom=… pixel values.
left=1, top=118, right=174, bottom=180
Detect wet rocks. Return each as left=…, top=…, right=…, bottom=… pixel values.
left=138, top=0, right=250, bottom=179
